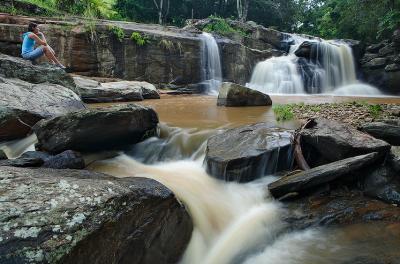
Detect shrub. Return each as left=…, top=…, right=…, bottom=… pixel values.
left=203, top=16, right=248, bottom=37
left=130, top=32, right=148, bottom=46
left=108, top=25, right=125, bottom=42
left=273, top=104, right=294, bottom=121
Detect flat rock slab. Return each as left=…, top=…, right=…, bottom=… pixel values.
left=205, top=123, right=294, bottom=182
left=0, top=77, right=85, bottom=141
left=33, top=104, right=159, bottom=154
left=73, top=77, right=160, bottom=103
left=300, top=118, right=390, bottom=166
left=268, top=152, right=380, bottom=199
left=217, top=82, right=272, bottom=107
left=0, top=53, right=77, bottom=92
left=359, top=120, right=400, bottom=146
left=0, top=166, right=192, bottom=264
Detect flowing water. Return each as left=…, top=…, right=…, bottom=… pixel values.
left=247, top=36, right=381, bottom=96
left=200, top=32, right=222, bottom=95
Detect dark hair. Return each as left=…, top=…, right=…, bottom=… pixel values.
left=28, top=22, right=38, bottom=32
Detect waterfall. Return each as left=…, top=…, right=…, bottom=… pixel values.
left=200, top=32, right=222, bottom=95
left=247, top=36, right=381, bottom=96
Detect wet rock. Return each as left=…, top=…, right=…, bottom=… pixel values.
left=0, top=166, right=192, bottom=264
left=366, top=42, right=387, bottom=53
left=268, top=152, right=380, bottom=199
left=0, top=53, right=77, bottom=92
left=21, top=150, right=85, bottom=169
left=360, top=53, right=380, bottom=64
left=33, top=104, right=159, bottom=154
left=359, top=120, right=400, bottom=145
left=389, top=146, right=400, bottom=173
left=363, top=57, right=387, bottom=69
left=0, top=149, right=7, bottom=160
left=217, top=82, right=272, bottom=107
left=300, top=118, right=390, bottom=167
left=285, top=188, right=400, bottom=229
left=363, top=165, right=400, bottom=205
left=74, top=77, right=160, bottom=103
left=385, top=63, right=400, bottom=72
left=0, top=157, right=43, bottom=167
left=205, top=123, right=294, bottom=182
left=379, top=45, right=395, bottom=57
left=294, top=41, right=313, bottom=58
left=0, top=77, right=85, bottom=141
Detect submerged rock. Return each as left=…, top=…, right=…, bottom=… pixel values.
left=74, top=77, right=160, bottom=103
left=217, top=82, right=272, bottom=107
left=268, top=152, right=381, bottom=199
left=0, top=53, right=77, bottom=92
left=300, top=118, right=390, bottom=167
left=205, top=123, right=294, bottom=182
left=0, top=166, right=192, bottom=263
left=0, top=77, right=85, bottom=141
left=33, top=104, right=159, bottom=154
left=359, top=120, right=400, bottom=146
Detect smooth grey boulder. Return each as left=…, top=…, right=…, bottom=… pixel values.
left=33, top=104, right=159, bottom=154
left=217, top=82, right=272, bottom=107
left=0, top=77, right=85, bottom=141
left=268, top=152, right=380, bottom=199
left=359, top=120, right=400, bottom=146
left=0, top=166, right=192, bottom=264
left=205, top=123, right=294, bottom=182
left=0, top=53, right=77, bottom=92
left=300, top=118, right=391, bottom=167
left=363, top=164, right=400, bottom=205
left=73, top=77, right=160, bottom=103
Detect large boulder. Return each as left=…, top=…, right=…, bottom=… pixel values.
left=0, top=53, right=77, bottom=92
left=217, top=82, right=272, bottom=106
left=33, top=104, right=159, bottom=154
left=300, top=118, right=391, bottom=167
left=205, top=123, right=294, bottom=182
left=0, top=77, right=85, bottom=141
left=74, top=77, right=160, bottom=103
left=359, top=120, right=400, bottom=146
left=268, top=152, right=381, bottom=199
left=0, top=166, right=192, bottom=263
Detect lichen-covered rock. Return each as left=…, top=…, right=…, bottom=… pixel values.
left=205, top=123, right=294, bottom=182
left=0, top=53, right=77, bottom=92
left=0, top=77, right=85, bottom=141
left=0, top=166, right=192, bottom=264
left=300, top=118, right=391, bottom=167
left=33, top=104, right=159, bottom=154
left=217, top=82, right=272, bottom=106
left=73, top=77, right=160, bottom=103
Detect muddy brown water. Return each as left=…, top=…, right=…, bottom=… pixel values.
left=90, top=94, right=400, bottom=129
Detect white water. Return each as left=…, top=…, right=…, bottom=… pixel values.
left=247, top=36, right=381, bottom=96
left=200, top=32, right=223, bottom=95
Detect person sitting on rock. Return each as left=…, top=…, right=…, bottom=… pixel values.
left=21, top=22, right=66, bottom=69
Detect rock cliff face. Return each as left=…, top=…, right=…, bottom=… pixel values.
left=0, top=14, right=282, bottom=87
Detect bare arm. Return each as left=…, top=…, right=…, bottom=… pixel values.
left=37, top=31, right=47, bottom=43
left=28, top=33, right=47, bottom=46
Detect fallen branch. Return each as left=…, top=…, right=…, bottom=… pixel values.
left=293, top=119, right=312, bottom=171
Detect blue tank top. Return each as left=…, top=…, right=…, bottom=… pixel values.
left=21, top=32, right=36, bottom=54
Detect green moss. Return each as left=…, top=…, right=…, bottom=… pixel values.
left=130, top=32, right=148, bottom=46
left=368, top=104, right=383, bottom=118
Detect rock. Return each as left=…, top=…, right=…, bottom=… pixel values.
left=392, top=29, right=400, bottom=45
left=0, top=149, right=7, bottom=159
left=385, top=63, right=400, bottom=72
left=74, top=77, right=160, bottom=103
left=205, top=123, right=294, bottom=182
left=0, top=77, right=85, bottom=141
left=360, top=53, right=380, bottom=64
left=0, top=53, right=77, bottom=92
left=268, top=152, right=380, bottom=199
left=363, top=57, right=387, bottom=69
left=359, top=120, right=400, bottom=145
left=363, top=165, right=400, bottom=205
left=217, top=82, right=272, bottom=106
left=21, top=150, right=85, bottom=169
left=366, top=42, right=387, bottom=53
left=300, top=118, right=391, bottom=167
left=378, top=45, right=395, bottom=57
left=0, top=166, right=192, bottom=263
left=389, top=146, right=400, bottom=173
left=33, top=104, right=159, bottom=154
left=0, top=157, right=43, bottom=167
left=294, top=41, right=313, bottom=58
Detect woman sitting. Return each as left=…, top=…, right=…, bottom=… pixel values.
left=21, top=22, right=66, bottom=69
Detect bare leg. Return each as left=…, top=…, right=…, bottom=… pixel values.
left=42, top=46, right=64, bottom=66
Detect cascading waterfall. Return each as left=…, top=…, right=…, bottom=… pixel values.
left=200, top=32, right=223, bottom=95
left=247, top=36, right=381, bottom=96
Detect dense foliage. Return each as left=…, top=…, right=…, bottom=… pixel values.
left=5, top=0, right=400, bottom=42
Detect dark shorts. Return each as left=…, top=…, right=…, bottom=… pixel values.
left=22, top=46, right=45, bottom=60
